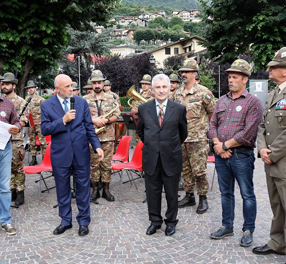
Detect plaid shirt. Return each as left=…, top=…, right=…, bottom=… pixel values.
left=208, top=90, right=263, bottom=147
left=0, top=96, right=21, bottom=131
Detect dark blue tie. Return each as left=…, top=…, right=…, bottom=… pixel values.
left=63, top=100, right=68, bottom=113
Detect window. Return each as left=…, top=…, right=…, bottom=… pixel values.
left=165, top=48, right=171, bottom=55
left=174, top=48, right=179, bottom=55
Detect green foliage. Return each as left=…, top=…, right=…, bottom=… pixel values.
left=148, top=17, right=168, bottom=29
left=198, top=0, right=286, bottom=69
left=0, top=0, right=120, bottom=96
left=199, top=62, right=216, bottom=92
left=168, top=17, right=184, bottom=28
left=184, top=21, right=205, bottom=35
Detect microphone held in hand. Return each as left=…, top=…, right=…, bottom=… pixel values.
left=70, top=97, right=75, bottom=110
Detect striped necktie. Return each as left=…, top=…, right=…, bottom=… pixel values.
left=158, top=104, right=164, bottom=126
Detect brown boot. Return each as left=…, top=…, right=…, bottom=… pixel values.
left=196, top=195, right=208, bottom=214
left=11, top=189, right=17, bottom=202
left=102, top=182, right=115, bottom=202
left=178, top=192, right=196, bottom=208
left=15, top=191, right=25, bottom=207
left=91, top=182, right=100, bottom=202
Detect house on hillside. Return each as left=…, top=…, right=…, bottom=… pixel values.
left=172, top=9, right=201, bottom=22
left=147, top=35, right=206, bottom=68
left=110, top=45, right=136, bottom=57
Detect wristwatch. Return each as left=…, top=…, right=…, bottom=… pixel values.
left=222, top=142, right=228, bottom=151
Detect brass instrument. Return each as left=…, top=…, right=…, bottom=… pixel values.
left=127, top=85, right=148, bottom=108
left=95, top=101, right=119, bottom=134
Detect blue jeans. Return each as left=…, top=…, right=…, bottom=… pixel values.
left=215, top=148, right=256, bottom=233
left=0, top=141, right=12, bottom=226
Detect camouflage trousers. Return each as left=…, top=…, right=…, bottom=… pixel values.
left=90, top=141, right=114, bottom=183
left=29, top=125, right=46, bottom=157
left=11, top=140, right=25, bottom=191
left=181, top=141, right=209, bottom=196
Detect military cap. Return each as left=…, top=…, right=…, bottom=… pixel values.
left=90, top=70, right=106, bottom=82
left=169, top=73, right=180, bottom=82
left=225, top=59, right=252, bottom=77
left=178, top=59, right=199, bottom=72
left=72, top=81, right=79, bottom=90
left=104, top=80, right=111, bottom=86
left=139, top=74, right=152, bottom=84
left=25, top=80, right=37, bottom=89
left=83, top=79, right=93, bottom=89
left=268, top=47, right=286, bottom=67
left=1, top=72, right=18, bottom=84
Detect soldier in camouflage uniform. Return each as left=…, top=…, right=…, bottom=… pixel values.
left=169, top=73, right=180, bottom=101
left=83, top=79, right=93, bottom=96
left=25, top=80, right=46, bottom=165
left=130, top=74, right=153, bottom=143
left=72, top=81, right=80, bottom=96
left=85, top=70, right=121, bottom=202
left=104, top=80, right=121, bottom=105
left=175, top=59, right=216, bottom=214
left=1, top=73, right=28, bottom=207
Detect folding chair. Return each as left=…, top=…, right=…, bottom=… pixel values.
left=112, top=141, right=143, bottom=190
left=112, top=135, right=132, bottom=162
left=207, top=156, right=216, bottom=191
left=23, top=143, right=54, bottom=196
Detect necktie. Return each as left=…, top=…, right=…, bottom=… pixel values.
left=271, top=86, right=280, bottom=104
left=63, top=100, right=68, bottom=113
left=158, top=104, right=164, bottom=126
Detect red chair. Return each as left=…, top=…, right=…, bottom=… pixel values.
left=112, top=141, right=143, bottom=190
left=207, top=156, right=216, bottom=191
left=24, top=143, right=54, bottom=195
left=112, top=135, right=132, bottom=162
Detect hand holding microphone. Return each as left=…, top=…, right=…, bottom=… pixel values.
left=63, top=97, right=76, bottom=123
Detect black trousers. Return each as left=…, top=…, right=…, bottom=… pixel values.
left=144, top=156, right=180, bottom=227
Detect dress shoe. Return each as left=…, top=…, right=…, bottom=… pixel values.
left=146, top=224, right=161, bottom=235
left=240, top=230, right=253, bottom=247
left=210, top=226, right=233, bottom=239
left=252, top=244, right=280, bottom=255
left=178, top=192, right=196, bottom=208
left=53, top=224, right=72, bottom=235
left=78, top=225, right=89, bottom=236
left=165, top=225, right=176, bottom=236
left=196, top=195, right=208, bottom=214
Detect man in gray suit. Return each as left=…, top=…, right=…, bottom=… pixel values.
left=137, top=74, right=187, bottom=236
left=254, top=47, right=286, bottom=255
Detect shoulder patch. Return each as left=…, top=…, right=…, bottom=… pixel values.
left=206, top=94, right=212, bottom=99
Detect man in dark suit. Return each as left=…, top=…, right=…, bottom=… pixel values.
left=41, top=74, right=104, bottom=236
left=137, top=73, right=187, bottom=236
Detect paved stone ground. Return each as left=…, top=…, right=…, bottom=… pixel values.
left=1, top=147, right=286, bottom=264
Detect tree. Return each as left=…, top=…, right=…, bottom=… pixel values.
left=168, top=17, right=184, bottom=28
left=0, top=0, right=120, bottom=96
left=148, top=17, right=168, bottom=29
left=134, top=29, right=145, bottom=45
left=198, top=0, right=286, bottom=69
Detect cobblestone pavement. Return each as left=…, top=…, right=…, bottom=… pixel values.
left=1, top=147, right=286, bottom=264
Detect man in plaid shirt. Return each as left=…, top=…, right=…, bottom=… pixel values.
left=0, top=85, right=21, bottom=235
left=208, top=59, right=263, bottom=247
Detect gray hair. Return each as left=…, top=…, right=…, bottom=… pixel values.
left=151, top=74, right=170, bottom=89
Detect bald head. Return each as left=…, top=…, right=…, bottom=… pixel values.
left=54, top=74, right=73, bottom=99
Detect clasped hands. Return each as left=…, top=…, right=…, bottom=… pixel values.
left=259, top=148, right=273, bottom=165
left=213, top=141, right=232, bottom=159
left=92, top=116, right=109, bottom=128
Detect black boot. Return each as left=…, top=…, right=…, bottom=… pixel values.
left=91, top=182, right=100, bottom=203
left=29, top=156, right=37, bottom=166
left=11, top=189, right=17, bottom=202
left=102, top=182, right=115, bottom=202
left=15, top=191, right=25, bottom=207
left=178, top=192, right=196, bottom=208
left=196, top=195, right=208, bottom=214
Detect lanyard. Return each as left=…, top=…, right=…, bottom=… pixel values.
left=95, top=100, right=103, bottom=116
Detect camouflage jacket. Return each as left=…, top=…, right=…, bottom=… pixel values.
left=85, top=92, right=121, bottom=142
left=130, top=90, right=153, bottom=117
left=27, top=94, right=45, bottom=126
left=175, top=83, right=216, bottom=142
left=105, top=91, right=121, bottom=105
left=9, top=94, right=28, bottom=141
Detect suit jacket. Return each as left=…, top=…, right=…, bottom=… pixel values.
left=41, top=95, right=101, bottom=167
left=257, top=86, right=286, bottom=178
left=137, top=99, right=187, bottom=176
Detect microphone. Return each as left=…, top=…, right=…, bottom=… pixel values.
left=70, top=97, right=75, bottom=110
